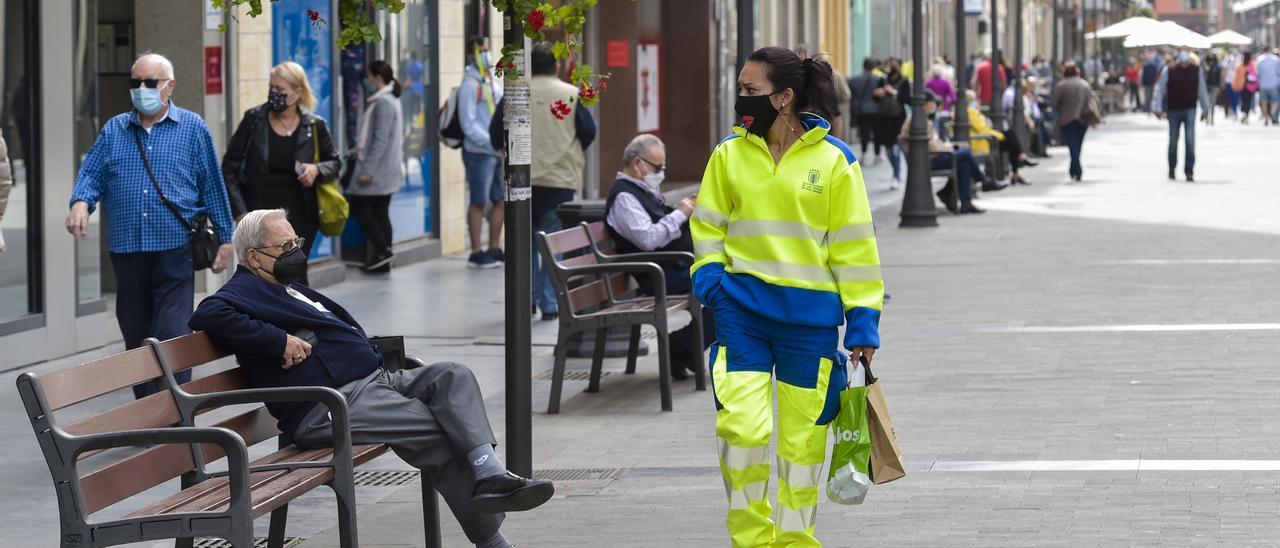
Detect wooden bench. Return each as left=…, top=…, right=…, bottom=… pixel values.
left=535, top=223, right=704, bottom=414
left=16, top=332, right=441, bottom=548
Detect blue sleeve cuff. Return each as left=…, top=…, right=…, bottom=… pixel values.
left=843, top=307, right=881, bottom=349
left=692, top=262, right=725, bottom=306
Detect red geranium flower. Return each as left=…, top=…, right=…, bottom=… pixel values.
left=598, top=80, right=609, bottom=91
left=307, top=8, right=319, bottom=21
left=528, top=9, right=546, bottom=32
left=578, top=85, right=597, bottom=102
left=551, top=100, right=572, bottom=120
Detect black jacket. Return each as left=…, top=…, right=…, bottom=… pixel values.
left=189, top=267, right=383, bottom=434
left=222, top=105, right=342, bottom=218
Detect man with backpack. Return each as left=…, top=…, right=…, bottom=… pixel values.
left=455, top=36, right=505, bottom=269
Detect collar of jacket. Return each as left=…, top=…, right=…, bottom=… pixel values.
left=367, top=83, right=396, bottom=103
left=249, top=104, right=322, bottom=127
left=130, top=102, right=184, bottom=127
left=731, top=112, right=832, bottom=150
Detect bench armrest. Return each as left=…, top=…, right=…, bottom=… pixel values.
left=180, top=386, right=353, bottom=469
left=560, top=261, right=667, bottom=308
left=70, top=427, right=252, bottom=509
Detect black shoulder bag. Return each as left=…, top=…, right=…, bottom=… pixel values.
left=131, top=127, right=219, bottom=270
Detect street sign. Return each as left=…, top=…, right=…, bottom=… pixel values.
left=636, top=43, right=660, bottom=132
left=964, top=0, right=983, bottom=16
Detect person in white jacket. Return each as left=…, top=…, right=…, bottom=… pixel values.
left=0, top=134, right=13, bottom=254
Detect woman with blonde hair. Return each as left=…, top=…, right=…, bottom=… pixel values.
left=223, top=61, right=341, bottom=283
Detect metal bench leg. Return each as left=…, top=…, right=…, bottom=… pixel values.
left=548, top=329, right=573, bottom=414
left=421, top=470, right=442, bottom=548
left=331, top=475, right=359, bottom=548
left=586, top=327, right=607, bottom=393
left=691, top=307, right=707, bottom=392
left=654, top=318, right=673, bottom=412
left=267, top=504, right=289, bottom=548
left=624, top=325, right=641, bottom=375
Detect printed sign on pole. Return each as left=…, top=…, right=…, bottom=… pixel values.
left=204, top=46, right=223, bottom=95
left=636, top=44, right=660, bottom=133
left=964, top=0, right=984, bottom=16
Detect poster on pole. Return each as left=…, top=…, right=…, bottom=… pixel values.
left=636, top=43, right=660, bottom=133
left=964, top=0, right=983, bottom=16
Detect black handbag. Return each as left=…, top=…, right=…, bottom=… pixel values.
left=132, top=127, right=219, bottom=270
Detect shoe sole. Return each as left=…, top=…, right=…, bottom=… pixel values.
left=366, top=255, right=394, bottom=270
left=480, top=261, right=502, bottom=270
left=471, top=481, right=555, bottom=513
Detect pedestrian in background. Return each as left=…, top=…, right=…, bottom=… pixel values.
left=1235, top=51, right=1258, bottom=124
left=972, top=51, right=1006, bottom=106
left=1203, top=53, right=1222, bottom=126
left=848, top=57, right=882, bottom=160
left=903, top=92, right=991, bottom=214
left=1224, top=51, right=1241, bottom=119
left=223, top=61, right=340, bottom=283
left=1124, top=57, right=1142, bottom=112
left=0, top=134, right=9, bottom=254
left=65, top=53, right=235, bottom=398
left=1141, top=51, right=1163, bottom=113
left=876, top=58, right=910, bottom=188
left=694, top=47, right=883, bottom=548
left=1152, top=51, right=1213, bottom=182
left=460, top=36, right=505, bottom=269
left=1254, top=47, right=1280, bottom=125
left=347, top=60, right=405, bottom=273
left=1051, top=62, right=1096, bottom=182
left=925, top=66, right=956, bottom=140
left=489, top=43, right=596, bottom=322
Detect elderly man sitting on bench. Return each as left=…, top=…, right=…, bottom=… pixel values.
left=189, top=209, right=552, bottom=548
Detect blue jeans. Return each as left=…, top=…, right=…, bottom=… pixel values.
left=1165, top=108, right=1196, bottom=174
left=531, top=208, right=560, bottom=314
left=1060, top=120, right=1088, bottom=179
left=886, top=143, right=902, bottom=179
left=931, top=149, right=984, bottom=205
left=462, top=150, right=503, bottom=205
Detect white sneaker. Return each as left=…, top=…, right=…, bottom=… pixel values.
left=889, top=177, right=901, bottom=190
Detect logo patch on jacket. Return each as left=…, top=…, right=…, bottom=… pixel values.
left=801, top=169, right=823, bottom=194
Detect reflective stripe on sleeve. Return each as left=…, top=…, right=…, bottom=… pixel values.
left=693, top=204, right=730, bottom=228
left=831, top=264, right=883, bottom=284
left=694, top=239, right=726, bottom=258
left=825, top=222, right=876, bottom=244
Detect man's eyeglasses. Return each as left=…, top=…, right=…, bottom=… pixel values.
left=640, top=157, right=666, bottom=173
left=129, top=78, right=170, bottom=89
left=252, top=237, right=306, bottom=256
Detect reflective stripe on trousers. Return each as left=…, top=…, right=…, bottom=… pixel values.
left=711, top=321, right=840, bottom=548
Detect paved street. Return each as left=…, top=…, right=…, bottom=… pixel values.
left=5, top=113, right=1280, bottom=546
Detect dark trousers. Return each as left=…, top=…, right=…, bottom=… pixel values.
left=1166, top=108, right=1197, bottom=174
left=348, top=194, right=394, bottom=263
left=110, top=243, right=194, bottom=398
left=932, top=150, right=985, bottom=206
left=292, top=364, right=503, bottom=544
left=854, top=114, right=880, bottom=156
left=1060, top=120, right=1088, bottom=179
left=1142, top=84, right=1155, bottom=112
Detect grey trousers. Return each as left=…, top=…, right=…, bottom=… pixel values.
left=291, top=363, right=504, bottom=543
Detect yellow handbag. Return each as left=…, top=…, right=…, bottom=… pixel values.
left=314, top=133, right=349, bottom=237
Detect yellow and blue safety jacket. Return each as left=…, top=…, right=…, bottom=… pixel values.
left=691, top=114, right=883, bottom=350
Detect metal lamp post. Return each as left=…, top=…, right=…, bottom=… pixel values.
left=954, top=0, right=971, bottom=142
left=502, top=12, right=533, bottom=477
left=900, top=0, right=937, bottom=227
left=988, top=0, right=1004, bottom=137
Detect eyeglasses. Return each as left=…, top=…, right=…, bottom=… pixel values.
left=252, top=237, right=306, bottom=256
left=129, top=78, right=170, bottom=89
left=640, top=157, right=666, bottom=173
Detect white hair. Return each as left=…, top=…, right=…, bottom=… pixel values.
left=233, top=209, right=288, bottom=262
left=133, top=53, right=175, bottom=79
left=622, top=134, right=663, bottom=166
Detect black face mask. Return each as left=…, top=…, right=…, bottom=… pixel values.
left=735, top=93, right=781, bottom=137
left=258, top=247, right=308, bottom=285
left=267, top=90, right=290, bottom=113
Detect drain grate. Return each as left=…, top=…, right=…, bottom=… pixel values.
left=532, top=468, right=624, bottom=481
left=354, top=469, right=420, bottom=487
left=534, top=370, right=617, bottom=381
left=193, top=538, right=302, bottom=548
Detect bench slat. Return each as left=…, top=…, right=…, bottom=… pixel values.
left=80, top=443, right=197, bottom=515
left=154, top=332, right=234, bottom=374
left=39, top=348, right=164, bottom=410
left=542, top=226, right=591, bottom=255
left=63, top=390, right=181, bottom=438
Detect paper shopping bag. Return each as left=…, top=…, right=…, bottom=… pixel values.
left=865, top=363, right=906, bottom=484
left=826, top=363, right=872, bottom=504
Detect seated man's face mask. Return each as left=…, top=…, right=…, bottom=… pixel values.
left=252, top=242, right=309, bottom=285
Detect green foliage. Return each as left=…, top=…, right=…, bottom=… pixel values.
left=213, top=0, right=406, bottom=49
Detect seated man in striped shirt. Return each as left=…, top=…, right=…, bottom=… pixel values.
left=604, top=134, right=713, bottom=380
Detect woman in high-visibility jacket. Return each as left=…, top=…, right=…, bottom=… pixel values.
left=691, top=47, right=884, bottom=548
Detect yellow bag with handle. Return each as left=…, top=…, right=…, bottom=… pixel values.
left=314, top=134, right=349, bottom=237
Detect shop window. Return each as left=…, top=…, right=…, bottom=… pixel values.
left=0, top=0, right=42, bottom=326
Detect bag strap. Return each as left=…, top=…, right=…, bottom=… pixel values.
left=131, top=125, right=194, bottom=233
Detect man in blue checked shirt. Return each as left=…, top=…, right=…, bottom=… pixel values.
left=65, top=53, right=235, bottom=399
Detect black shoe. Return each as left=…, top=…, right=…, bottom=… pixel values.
left=669, top=346, right=698, bottom=381
left=1014, top=177, right=1032, bottom=186
left=364, top=251, right=394, bottom=271
left=959, top=204, right=986, bottom=214
left=981, top=182, right=1009, bottom=192
left=468, top=251, right=495, bottom=269
left=1185, top=172, right=1195, bottom=182
left=936, top=185, right=959, bottom=214
left=1019, top=159, right=1039, bottom=168
left=1168, top=170, right=1176, bottom=180
left=471, top=472, right=555, bottom=513
left=490, top=248, right=506, bottom=265
left=540, top=311, right=558, bottom=322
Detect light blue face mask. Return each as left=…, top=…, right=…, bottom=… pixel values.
left=130, top=87, right=165, bottom=116
left=1177, top=52, right=1191, bottom=63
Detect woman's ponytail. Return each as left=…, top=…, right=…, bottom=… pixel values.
left=367, top=60, right=403, bottom=98
left=801, top=56, right=838, bottom=123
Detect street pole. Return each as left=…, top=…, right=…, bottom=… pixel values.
left=1013, top=0, right=1025, bottom=152
left=900, top=0, right=937, bottom=228
left=1052, top=0, right=1060, bottom=66
left=953, top=0, right=970, bottom=142
left=989, top=0, right=1004, bottom=137
left=737, top=0, right=754, bottom=72
left=502, top=11, right=533, bottom=478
